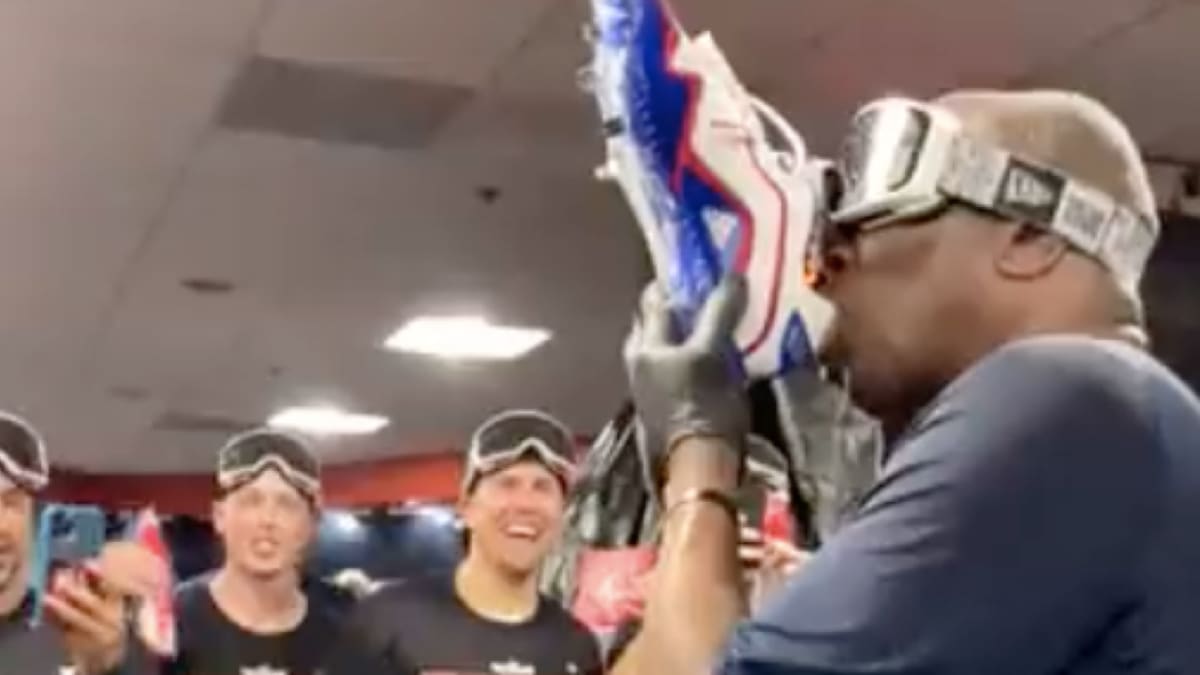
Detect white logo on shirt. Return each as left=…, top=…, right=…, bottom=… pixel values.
left=240, top=666, right=288, bottom=675
left=490, top=659, right=535, bottom=675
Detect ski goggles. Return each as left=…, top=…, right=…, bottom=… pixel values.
left=464, top=410, right=577, bottom=492
left=216, top=428, right=320, bottom=498
left=0, top=411, right=48, bottom=493
left=816, top=97, right=1159, bottom=294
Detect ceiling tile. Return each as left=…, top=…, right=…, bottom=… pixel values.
left=435, top=92, right=599, bottom=163
left=754, top=0, right=1166, bottom=153
left=490, top=0, right=589, bottom=100
left=0, top=0, right=264, bottom=55
left=218, top=55, right=472, bottom=149
left=1044, top=1, right=1200, bottom=157
left=0, top=0, right=264, bottom=391
left=673, top=0, right=876, bottom=81
left=259, top=0, right=555, bottom=87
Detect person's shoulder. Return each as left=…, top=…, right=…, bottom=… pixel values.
left=536, top=596, right=589, bottom=632
left=303, top=581, right=358, bottom=630
left=944, top=335, right=1185, bottom=426
left=170, top=573, right=218, bottom=654
left=172, top=573, right=214, bottom=613
left=342, top=572, right=456, bottom=651
left=536, top=596, right=601, bottom=659
left=355, top=572, right=453, bottom=618
left=890, top=335, right=1171, bottom=491
left=897, top=335, right=1172, bottom=502
left=976, top=334, right=1158, bottom=392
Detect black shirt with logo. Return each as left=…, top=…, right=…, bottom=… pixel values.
left=331, top=574, right=602, bottom=675
left=162, top=576, right=351, bottom=675
left=1, top=591, right=166, bottom=675
left=0, top=594, right=74, bottom=675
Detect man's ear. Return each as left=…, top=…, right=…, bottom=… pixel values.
left=994, top=223, right=1069, bottom=280
left=211, top=499, right=227, bottom=537
left=305, top=497, right=322, bottom=538
left=457, top=493, right=478, bottom=531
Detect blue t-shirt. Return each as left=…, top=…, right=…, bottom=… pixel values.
left=719, top=336, right=1200, bottom=674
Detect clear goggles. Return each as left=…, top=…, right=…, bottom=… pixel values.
left=0, top=411, right=48, bottom=492
left=816, top=97, right=1159, bottom=292
left=217, top=428, right=321, bottom=498
left=467, top=410, right=577, bottom=485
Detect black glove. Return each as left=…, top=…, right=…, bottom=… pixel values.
left=623, top=276, right=751, bottom=488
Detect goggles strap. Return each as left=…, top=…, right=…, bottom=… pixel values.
left=474, top=438, right=575, bottom=476
left=939, top=134, right=1157, bottom=286
left=0, top=451, right=47, bottom=491
left=220, top=454, right=319, bottom=494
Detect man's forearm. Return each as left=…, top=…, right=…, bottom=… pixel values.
left=613, top=437, right=745, bottom=675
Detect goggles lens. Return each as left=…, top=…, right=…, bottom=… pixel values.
left=835, top=104, right=932, bottom=223
left=816, top=96, right=1158, bottom=297
left=217, top=429, right=320, bottom=496
left=470, top=411, right=577, bottom=479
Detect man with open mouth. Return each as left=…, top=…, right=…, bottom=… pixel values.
left=157, top=428, right=349, bottom=675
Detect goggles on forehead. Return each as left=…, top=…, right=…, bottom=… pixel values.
left=217, top=428, right=321, bottom=498
left=0, top=412, right=48, bottom=493
left=467, top=410, right=577, bottom=486
left=822, top=97, right=1159, bottom=293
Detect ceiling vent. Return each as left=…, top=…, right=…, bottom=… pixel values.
left=217, top=55, right=472, bottom=150
left=152, top=410, right=257, bottom=436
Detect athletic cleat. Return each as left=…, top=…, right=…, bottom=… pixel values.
left=584, top=0, right=835, bottom=378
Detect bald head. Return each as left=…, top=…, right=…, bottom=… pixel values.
left=933, top=90, right=1155, bottom=341
left=935, top=89, right=1156, bottom=217
left=814, top=90, right=1157, bottom=429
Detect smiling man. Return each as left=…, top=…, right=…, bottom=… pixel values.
left=335, top=410, right=602, bottom=675
left=0, top=411, right=163, bottom=675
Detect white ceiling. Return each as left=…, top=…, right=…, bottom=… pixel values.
left=0, top=0, right=1195, bottom=472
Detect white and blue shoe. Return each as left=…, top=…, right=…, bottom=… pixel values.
left=585, top=0, right=835, bottom=378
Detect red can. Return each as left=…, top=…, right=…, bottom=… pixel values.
left=761, top=490, right=794, bottom=544
left=572, top=547, right=657, bottom=633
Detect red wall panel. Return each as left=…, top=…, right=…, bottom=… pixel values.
left=44, top=453, right=464, bottom=517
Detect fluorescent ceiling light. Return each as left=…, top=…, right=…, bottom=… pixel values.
left=383, top=316, right=551, bottom=360
left=267, top=406, right=389, bottom=435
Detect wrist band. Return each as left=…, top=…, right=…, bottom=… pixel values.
left=657, top=487, right=740, bottom=537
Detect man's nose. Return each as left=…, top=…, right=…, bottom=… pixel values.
left=507, top=488, right=547, bottom=513
left=255, top=507, right=283, bottom=528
